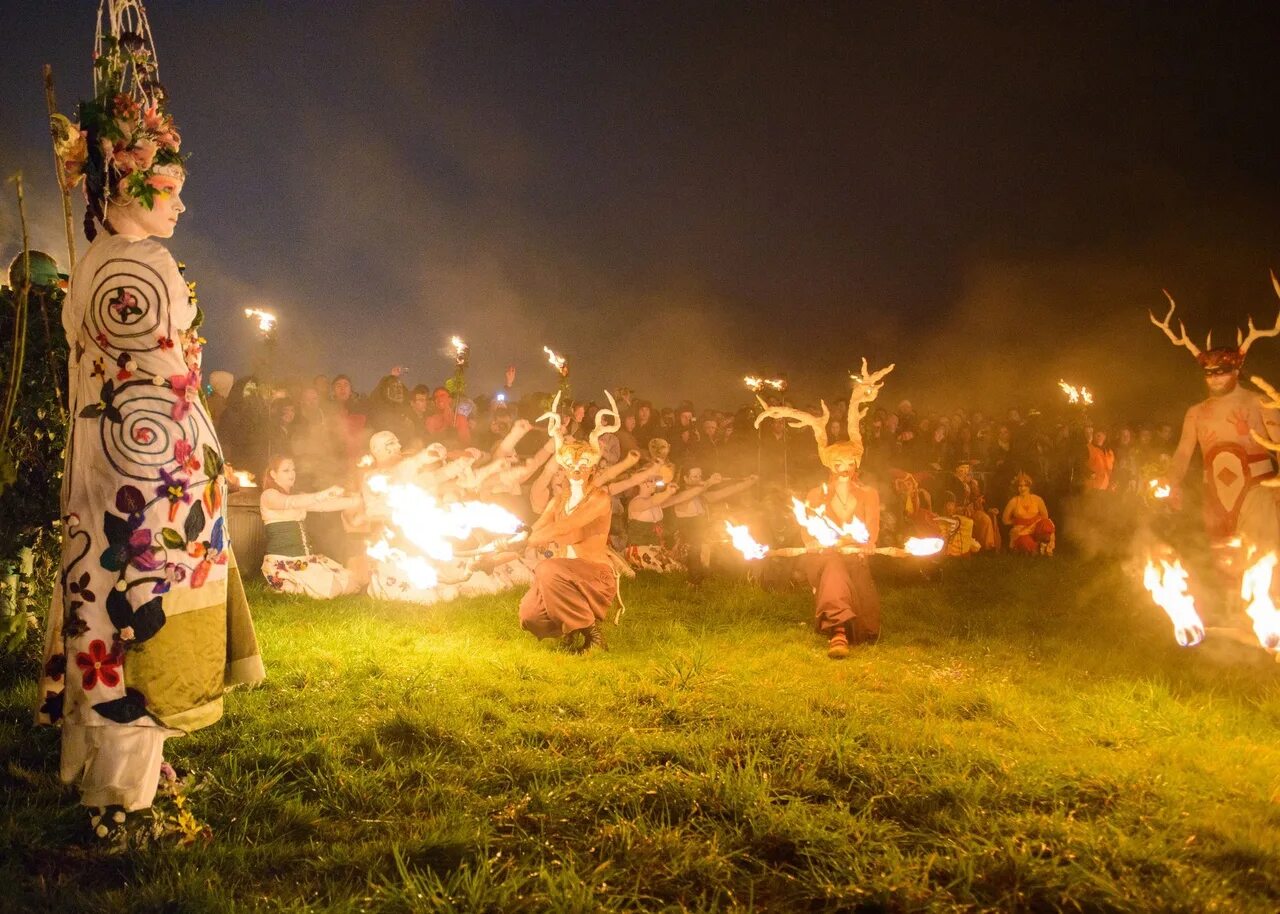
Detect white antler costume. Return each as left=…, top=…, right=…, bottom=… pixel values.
left=754, top=358, right=895, bottom=659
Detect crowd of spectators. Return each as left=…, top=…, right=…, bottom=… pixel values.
left=208, top=366, right=1182, bottom=560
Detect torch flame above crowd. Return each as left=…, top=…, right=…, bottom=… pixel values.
left=543, top=346, right=568, bottom=375
left=243, top=307, right=277, bottom=334
left=1057, top=379, right=1093, bottom=406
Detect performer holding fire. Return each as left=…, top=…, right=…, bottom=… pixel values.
left=37, top=0, right=263, bottom=844
left=754, top=360, right=895, bottom=659
left=1150, top=283, right=1280, bottom=560
left=518, top=392, right=621, bottom=653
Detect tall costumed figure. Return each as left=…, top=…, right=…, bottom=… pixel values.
left=36, top=0, right=264, bottom=843
left=755, top=360, right=894, bottom=659
left=1150, top=281, right=1280, bottom=565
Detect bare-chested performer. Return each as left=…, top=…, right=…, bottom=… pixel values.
left=1151, top=280, right=1280, bottom=557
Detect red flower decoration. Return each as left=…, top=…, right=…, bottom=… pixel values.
left=75, top=639, right=122, bottom=690
left=174, top=439, right=201, bottom=474
left=157, top=335, right=174, bottom=351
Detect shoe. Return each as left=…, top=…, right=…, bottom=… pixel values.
left=562, top=622, right=607, bottom=654
left=581, top=622, right=607, bottom=654
left=87, top=805, right=129, bottom=852
left=827, top=628, right=849, bottom=659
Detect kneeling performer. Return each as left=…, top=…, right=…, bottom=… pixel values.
left=756, top=360, right=893, bottom=658
left=519, top=392, right=620, bottom=652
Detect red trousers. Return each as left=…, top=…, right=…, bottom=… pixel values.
left=1008, top=517, right=1055, bottom=554
left=519, top=558, right=616, bottom=639
left=801, top=553, right=881, bottom=641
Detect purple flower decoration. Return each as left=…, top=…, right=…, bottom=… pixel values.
left=156, top=467, right=192, bottom=522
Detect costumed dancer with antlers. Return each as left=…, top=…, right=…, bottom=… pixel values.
left=756, top=360, right=893, bottom=659
left=1151, top=280, right=1280, bottom=560
left=36, top=1, right=263, bottom=844
left=519, top=393, right=621, bottom=653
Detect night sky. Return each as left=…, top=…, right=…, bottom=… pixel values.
left=3, top=1, right=1279, bottom=418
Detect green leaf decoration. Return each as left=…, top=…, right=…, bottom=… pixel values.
left=92, top=688, right=149, bottom=724
left=183, top=501, right=206, bottom=544
left=160, top=527, right=185, bottom=549
left=202, top=444, right=223, bottom=479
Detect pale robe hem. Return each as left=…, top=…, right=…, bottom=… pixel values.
left=61, top=720, right=177, bottom=811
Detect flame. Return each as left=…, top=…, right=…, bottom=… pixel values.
left=369, top=482, right=523, bottom=564
left=1148, top=478, right=1171, bottom=499
left=243, top=307, right=277, bottom=333
left=357, top=454, right=374, bottom=468
left=450, top=335, right=468, bottom=363
left=904, top=537, right=944, bottom=556
left=231, top=470, right=256, bottom=488
left=544, top=346, right=567, bottom=374
left=745, top=375, right=785, bottom=393
left=1058, top=379, right=1094, bottom=406
left=1240, top=552, right=1280, bottom=651
left=368, top=540, right=438, bottom=589
left=1142, top=557, right=1205, bottom=647
left=724, top=521, right=769, bottom=560
left=791, top=497, right=869, bottom=547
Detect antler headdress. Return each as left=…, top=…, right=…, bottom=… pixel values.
left=754, top=358, right=895, bottom=470
left=538, top=391, right=621, bottom=471
left=1151, top=274, right=1280, bottom=370
left=52, top=0, right=186, bottom=240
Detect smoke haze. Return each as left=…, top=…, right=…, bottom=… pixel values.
left=3, top=1, right=1279, bottom=420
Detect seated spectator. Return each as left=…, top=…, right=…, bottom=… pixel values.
left=260, top=455, right=367, bottom=597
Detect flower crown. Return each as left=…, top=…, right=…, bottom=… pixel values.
left=51, top=0, right=185, bottom=239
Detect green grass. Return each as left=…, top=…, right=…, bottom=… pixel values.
left=2, top=557, right=1279, bottom=912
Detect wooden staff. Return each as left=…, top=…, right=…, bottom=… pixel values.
left=43, top=65, right=77, bottom=272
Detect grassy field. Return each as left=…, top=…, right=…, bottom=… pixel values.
left=2, top=556, right=1279, bottom=912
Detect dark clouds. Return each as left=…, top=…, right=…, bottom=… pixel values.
left=2, top=1, right=1279, bottom=415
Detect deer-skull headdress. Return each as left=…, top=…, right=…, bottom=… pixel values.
left=754, top=359, right=895, bottom=471
left=1150, top=273, right=1280, bottom=373
left=538, top=391, right=622, bottom=476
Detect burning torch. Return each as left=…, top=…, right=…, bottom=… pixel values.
left=544, top=346, right=570, bottom=397
left=448, top=335, right=469, bottom=396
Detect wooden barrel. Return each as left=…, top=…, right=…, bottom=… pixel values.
left=226, top=488, right=265, bottom=580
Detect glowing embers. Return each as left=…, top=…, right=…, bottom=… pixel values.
left=1148, top=478, right=1171, bottom=499
left=1240, top=552, right=1280, bottom=651
left=1142, top=555, right=1205, bottom=647
left=1058, top=379, right=1093, bottom=406
left=791, top=498, right=869, bottom=548
left=724, top=521, right=769, bottom=561
left=231, top=470, right=257, bottom=488
left=903, top=537, right=945, bottom=557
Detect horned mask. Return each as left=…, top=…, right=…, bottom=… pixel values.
left=539, top=391, right=621, bottom=476
left=754, top=359, right=895, bottom=472
left=1150, top=273, right=1280, bottom=372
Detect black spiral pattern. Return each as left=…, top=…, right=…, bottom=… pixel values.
left=100, top=382, right=217, bottom=481
left=87, top=257, right=172, bottom=355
